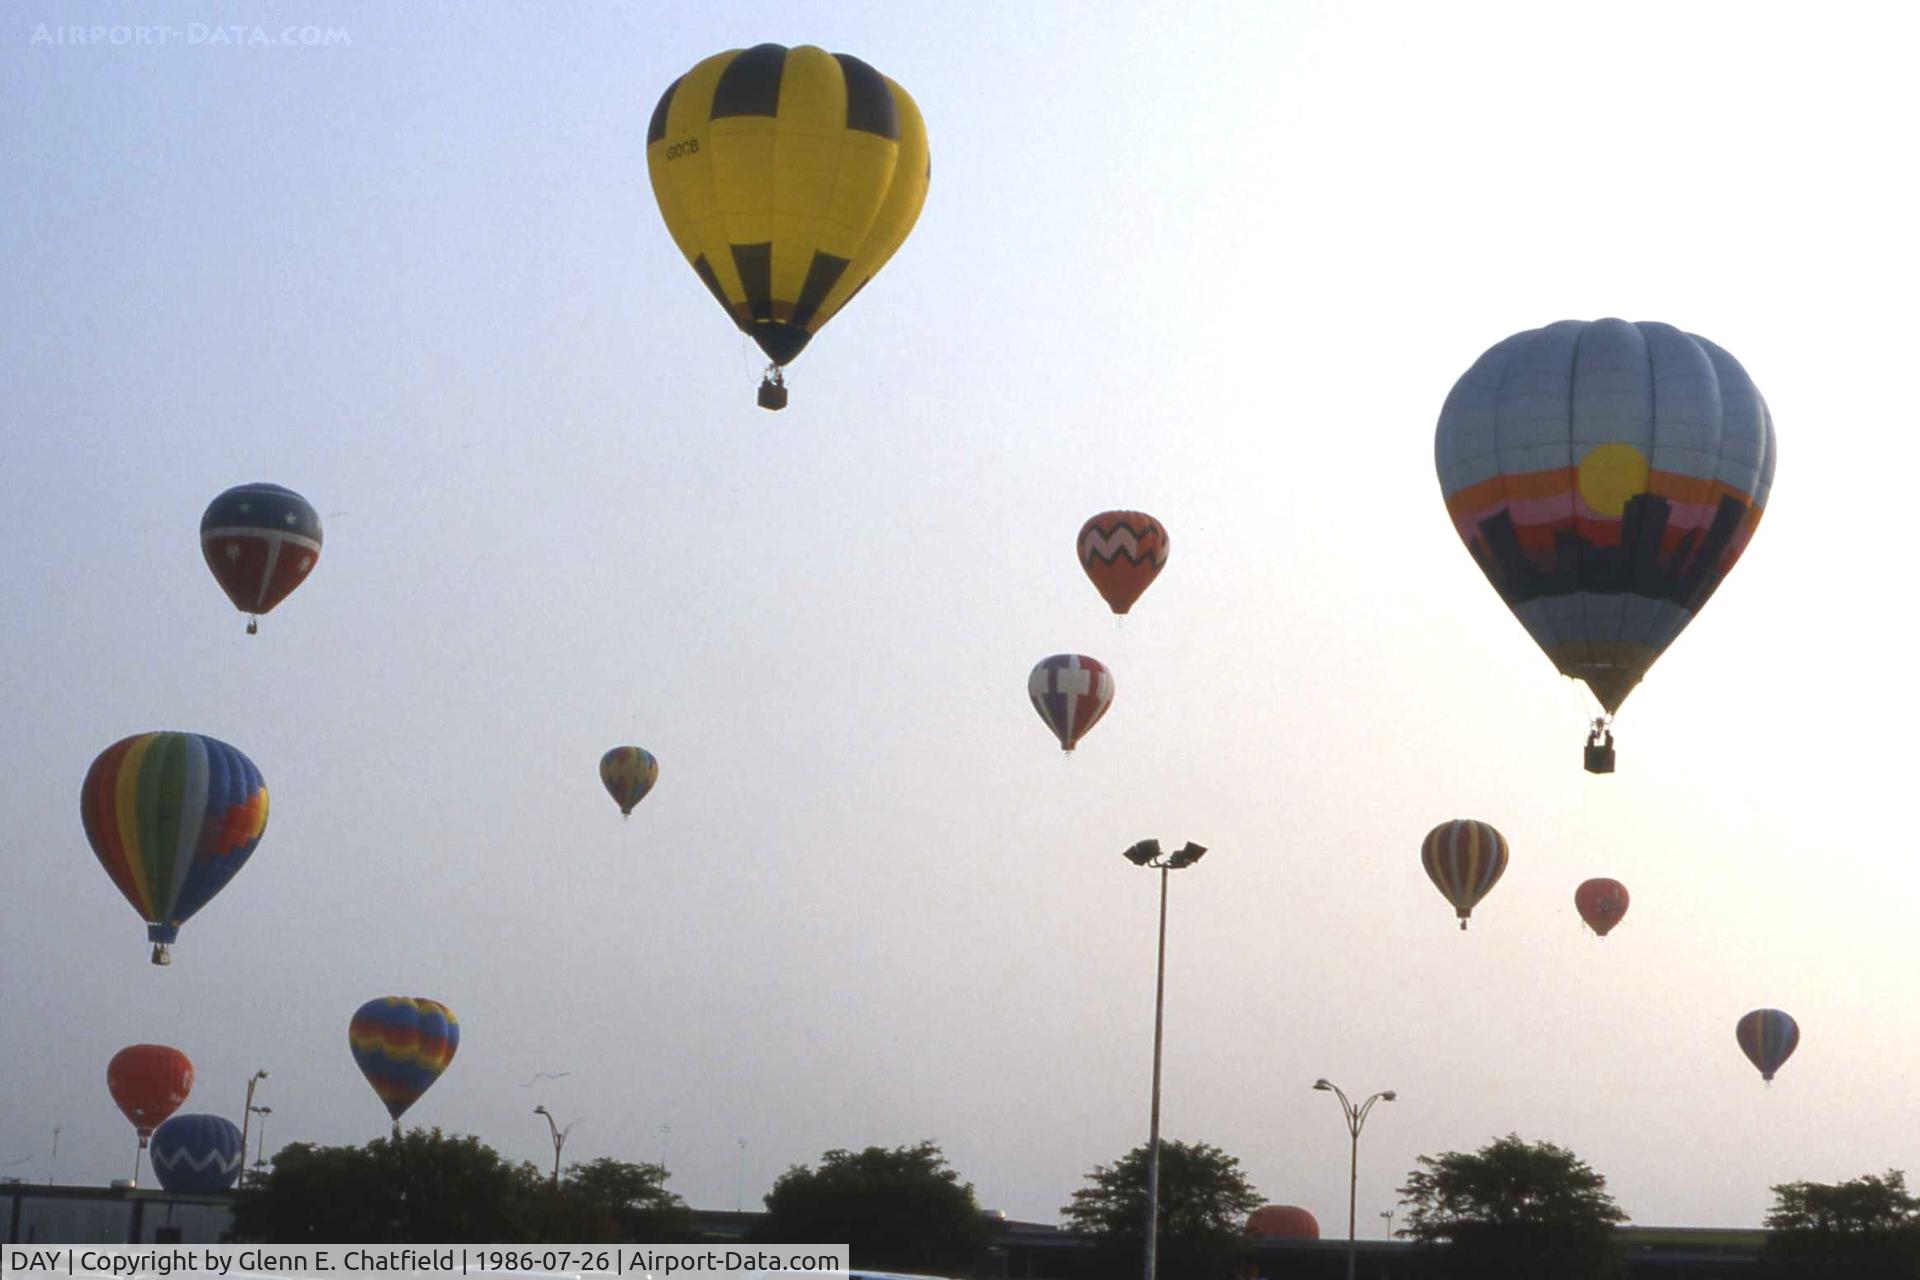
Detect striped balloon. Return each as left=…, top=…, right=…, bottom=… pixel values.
left=149, top=1113, right=244, bottom=1193
left=1421, top=819, right=1509, bottom=930
left=1028, top=654, right=1115, bottom=752
left=349, top=997, right=460, bottom=1128
left=80, top=732, right=269, bottom=965
left=1736, top=1008, right=1799, bottom=1082
left=600, top=747, right=660, bottom=817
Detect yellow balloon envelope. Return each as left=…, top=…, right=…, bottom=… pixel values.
left=646, top=44, right=929, bottom=406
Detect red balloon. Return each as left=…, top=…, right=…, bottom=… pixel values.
left=1247, top=1205, right=1320, bottom=1239
left=1077, top=511, right=1169, bottom=615
left=1574, top=878, right=1630, bottom=937
left=108, top=1044, right=194, bottom=1145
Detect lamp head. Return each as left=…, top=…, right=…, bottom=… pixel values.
left=534, top=1105, right=549, bottom=1116
left=1313, top=1078, right=1333, bottom=1091
left=1123, top=839, right=1161, bottom=867
left=1381, top=1091, right=1398, bottom=1102
left=1167, top=842, right=1207, bottom=868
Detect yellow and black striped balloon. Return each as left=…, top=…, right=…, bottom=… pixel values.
left=646, top=44, right=929, bottom=379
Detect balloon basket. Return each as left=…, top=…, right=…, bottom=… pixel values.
left=247, top=617, right=258, bottom=636
left=150, top=943, right=172, bottom=966
left=1584, top=723, right=1615, bottom=774
left=757, top=369, right=788, bottom=411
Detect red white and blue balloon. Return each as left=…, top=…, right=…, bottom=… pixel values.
left=200, top=483, right=323, bottom=634
left=1028, top=654, right=1114, bottom=752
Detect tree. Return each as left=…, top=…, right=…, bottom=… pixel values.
left=1062, top=1139, right=1262, bottom=1280
left=751, top=1141, right=991, bottom=1274
left=230, top=1128, right=537, bottom=1242
left=559, top=1157, right=695, bottom=1242
left=1396, top=1134, right=1626, bottom=1279
left=1763, top=1169, right=1920, bottom=1278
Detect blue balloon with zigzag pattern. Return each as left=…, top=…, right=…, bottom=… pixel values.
left=150, top=1113, right=244, bottom=1193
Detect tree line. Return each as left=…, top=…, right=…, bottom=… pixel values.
left=229, top=1129, right=1920, bottom=1278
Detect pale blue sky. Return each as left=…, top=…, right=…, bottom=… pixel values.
left=3, top=0, right=1917, bottom=1232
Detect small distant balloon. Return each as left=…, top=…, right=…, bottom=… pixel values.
left=108, top=1045, right=194, bottom=1146
left=80, top=732, right=270, bottom=965
left=1574, top=878, right=1630, bottom=937
left=1078, top=511, right=1169, bottom=615
left=1247, top=1205, right=1320, bottom=1240
left=201, top=483, right=323, bottom=634
left=350, top=997, right=460, bottom=1128
left=149, top=1114, right=243, bottom=1193
left=1736, top=1008, right=1799, bottom=1082
left=1028, top=654, right=1114, bottom=752
left=1421, top=819, right=1508, bottom=930
left=600, top=747, right=659, bottom=818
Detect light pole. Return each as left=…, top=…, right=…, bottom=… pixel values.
left=1380, top=1209, right=1394, bottom=1239
left=736, top=1138, right=749, bottom=1212
left=1313, top=1079, right=1395, bottom=1280
left=238, top=1071, right=268, bottom=1172
left=249, top=1106, right=273, bottom=1174
left=1124, top=838, right=1208, bottom=1280
left=533, top=1106, right=578, bottom=1189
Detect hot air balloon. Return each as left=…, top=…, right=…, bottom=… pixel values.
left=108, top=1044, right=194, bottom=1185
left=1574, top=878, right=1630, bottom=937
left=1078, top=511, right=1169, bottom=615
left=1434, top=319, right=1777, bottom=772
left=80, top=732, right=269, bottom=965
left=1246, top=1205, right=1320, bottom=1240
left=1421, top=819, right=1508, bottom=930
left=201, top=483, right=323, bottom=634
left=647, top=44, right=930, bottom=409
left=600, top=747, right=659, bottom=818
left=1736, top=1008, right=1799, bottom=1082
left=149, top=1113, right=244, bottom=1193
left=1028, top=654, right=1114, bottom=752
left=350, top=997, right=460, bottom=1133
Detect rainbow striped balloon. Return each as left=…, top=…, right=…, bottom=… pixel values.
left=80, top=732, right=269, bottom=965
left=1736, top=1008, right=1799, bottom=1083
left=349, top=997, right=460, bottom=1127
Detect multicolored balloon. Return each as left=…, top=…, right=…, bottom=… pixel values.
left=108, top=1045, right=194, bottom=1146
left=149, top=1113, right=244, bottom=1193
left=80, top=732, right=270, bottom=965
left=1078, top=511, right=1169, bottom=615
left=1737, top=1008, right=1799, bottom=1082
left=1435, top=319, right=1777, bottom=756
left=1574, top=878, right=1630, bottom=937
left=1028, top=654, right=1114, bottom=752
left=1421, top=819, right=1509, bottom=930
left=647, top=44, right=929, bottom=409
left=350, top=997, right=460, bottom=1129
left=600, top=747, right=659, bottom=818
left=201, top=483, right=323, bottom=634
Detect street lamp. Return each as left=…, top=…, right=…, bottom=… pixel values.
left=1380, top=1209, right=1394, bottom=1239
left=238, top=1071, right=269, bottom=1172
left=1313, top=1079, right=1395, bottom=1280
left=1124, top=838, right=1208, bottom=1280
left=249, top=1106, right=273, bottom=1173
left=533, top=1106, right=579, bottom=1188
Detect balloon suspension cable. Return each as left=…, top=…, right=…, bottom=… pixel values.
left=247, top=617, right=259, bottom=636
left=757, top=364, right=789, bottom=412
left=150, top=943, right=172, bottom=966
left=1584, top=716, right=1616, bottom=775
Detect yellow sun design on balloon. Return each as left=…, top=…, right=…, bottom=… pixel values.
left=1576, top=443, right=1651, bottom=516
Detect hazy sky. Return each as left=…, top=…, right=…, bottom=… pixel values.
left=4, top=0, right=1918, bottom=1235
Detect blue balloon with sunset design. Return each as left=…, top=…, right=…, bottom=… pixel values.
left=1435, top=319, right=1777, bottom=717
left=349, top=996, right=460, bottom=1125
